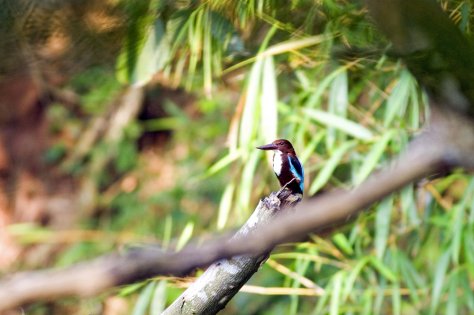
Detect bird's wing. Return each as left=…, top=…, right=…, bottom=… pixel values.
left=288, top=155, right=304, bottom=190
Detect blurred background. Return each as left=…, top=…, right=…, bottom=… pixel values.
left=0, top=0, right=473, bottom=314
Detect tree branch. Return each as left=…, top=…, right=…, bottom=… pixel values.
left=0, top=116, right=453, bottom=311
left=162, top=190, right=301, bottom=315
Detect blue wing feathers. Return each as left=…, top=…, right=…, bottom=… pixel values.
left=288, top=155, right=304, bottom=192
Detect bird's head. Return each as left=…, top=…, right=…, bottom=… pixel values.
left=256, top=139, right=296, bottom=154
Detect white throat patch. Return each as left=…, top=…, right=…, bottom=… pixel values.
left=272, top=150, right=284, bottom=176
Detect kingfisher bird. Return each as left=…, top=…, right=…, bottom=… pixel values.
left=257, top=139, right=304, bottom=195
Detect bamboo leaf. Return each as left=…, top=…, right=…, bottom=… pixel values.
left=314, top=281, right=331, bottom=315
left=332, top=233, right=354, bottom=256
left=398, top=251, right=423, bottom=305
left=391, top=282, right=401, bottom=315
left=203, top=10, right=212, bottom=96
left=206, top=150, right=242, bottom=177
left=460, top=269, right=474, bottom=311
left=162, top=215, right=172, bottom=249
left=224, top=35, right=328, bottom=74
left=369, top=256, right=397, bottom=282
left=400, top=185, right=420, bottom=226
left=304, top=108, right=373, bottom=140
left=176, top=222, right=194, bottom=250
left=185, top=9, right=203, bottom=90
left=342, top=257, right=370, bottom=301
left=362, top=289, right=373, bottom=315
left=389, top=249, right=401, bottom=315
left=260, top=56, right=278, bottom=145
left=238, top=27, right=277, bottom=151
left=451, top=177, right=474, bottom=263
left=151, top=280, right=168, bottom=315
left=289, top=255, right=312, bottom=314
left=355, top=130, right=394, bottom=185
left=238, top=150, right=260, bottom=216
left=299, top=130, right=325, bottom=163
left=446, top=272, right=458, bottom=315
left=450, top=204, right=463, bottom=264
left=217, top=182, right=235, bottom=230
left=239, top=57, right=264, bottom=149
left=469, top=178, right=474, bottom=223
left=373, top=277, right=386, bottom=314
left=327, top=69, right=348, bottom=149
left=308, top=141, right=356, bottom=195
left=430, top=251, right=450, bottom=315
left=330, top=272, right=344, bottom=315
left=375, top=195, right=393, bottom=259
left=263, top=35, right=328, bottom=57
left=409, top=82, right=421, bottom=129
left=303, top=66, right=349, bottom=109
left=132, top=281, right=155, bottom=315
left=117, top=19, right=170, bottom=86
left=384, top=70, right=413, bottom=126
left=119, top=282, right=147, bottom=297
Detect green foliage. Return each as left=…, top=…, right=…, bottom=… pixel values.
left=23, top=0, right=474, bottom=314
left=69, top=67, right=122, bottom=114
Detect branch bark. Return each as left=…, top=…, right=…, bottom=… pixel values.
left=162, top=190, right=301, bottom=315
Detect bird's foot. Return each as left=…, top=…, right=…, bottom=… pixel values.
left=277, top=178, right=297, bottom=198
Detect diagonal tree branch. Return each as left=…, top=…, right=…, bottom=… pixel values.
left=162, top=189, right=302, bottom=315
left=0, top=117, right=453, bottom=312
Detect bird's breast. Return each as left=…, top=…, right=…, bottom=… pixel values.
left=272, top=151, right=283, bottom=176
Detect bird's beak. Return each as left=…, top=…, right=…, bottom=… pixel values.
left=256, top=143, right=278, bottom=150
